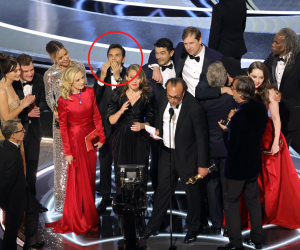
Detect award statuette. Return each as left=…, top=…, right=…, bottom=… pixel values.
left=52, top=103, right=60, bottom=128
left=186, top=163, right=218, bottom=185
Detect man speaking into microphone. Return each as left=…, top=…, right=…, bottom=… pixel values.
left=141, top=78, right=209, bottom=243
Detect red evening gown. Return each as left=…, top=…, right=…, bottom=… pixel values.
left=240, top=117, right=300, bottom=229
left=46, top=87, right=106, bottom=235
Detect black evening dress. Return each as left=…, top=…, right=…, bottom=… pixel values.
left=107, top=88, right=156, bottom=169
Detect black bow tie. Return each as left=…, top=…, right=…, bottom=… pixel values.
left=189, top=55, right=200, bottom=62
left=23, top=81, right=32, bottom=86
left=160, top=64, right=173, bottom=72
left=277, top=57, right=284, bottom=62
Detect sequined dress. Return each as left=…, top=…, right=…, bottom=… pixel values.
left=44, top=60, right=86, bottom=212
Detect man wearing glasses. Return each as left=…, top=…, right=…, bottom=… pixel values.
left=0, top=119, right=44, bottom=250
left=141, top=78, right=209, bottom=244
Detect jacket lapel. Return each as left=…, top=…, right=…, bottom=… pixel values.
left=280, top=62, right=294, bottom=90
left=176, top=50, right=188, bottom=77
left=272, top=57, right=278, bottom=88
left=202, top=56, right=212, bottom=75
left=159, top=96, right=169, bottom=138
left=175, top=95, right=188, bottom=135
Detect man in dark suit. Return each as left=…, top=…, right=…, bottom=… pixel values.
left=264, top=28, right=300, bottom=156
left=208, top=0, right=247, bottom=61
left=143, top=38, right=175, bottom=196
left=141, top=78, right=209, bottom=243
left=217, top=76, right=268, bottom=250
left=200, top=62, right=236, bottom=235
left=93, top=44, right=127, bottom=214
left=14, top=54, right=48, bottom=213
left=149, top=26, right=223, bottom=97
left=0, top=119, right=44, bottom=250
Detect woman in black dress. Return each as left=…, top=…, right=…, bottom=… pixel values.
left=107, top=64, right=156, bottom=172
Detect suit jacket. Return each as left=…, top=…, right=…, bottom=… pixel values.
left=13, top=73, right=47, bottom=160
left=264, top=53, right=300, bottom=131
left=223, top=101, right=268, bottom=180
left=155, top=90, right=209, bottom=174
left=201, top=94, right=236, bottom=158
left=142, top=63, right=167, bottom=101
left=0, top=140, right=28, bottom=212
left=93, top=67, right=127, bottom=138
left=208, top=0, right=247, bottom=58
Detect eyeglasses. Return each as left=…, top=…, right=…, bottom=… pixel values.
left=14, top=127, right=25, bottom=133
left=166, top=92, right=184, bottom=100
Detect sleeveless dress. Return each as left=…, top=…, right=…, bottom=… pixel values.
left=240, top=113, right=300, bottom=229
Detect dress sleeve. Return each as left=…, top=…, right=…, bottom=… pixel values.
left=57, top=97, right=72, bottom=156
left=107, top=89, right=120, bottom=125
left=90, top=88, right=106, bottom=144
left=145, top=92, right=156, bottom=126
left=43, top=69, right=56, bottom=112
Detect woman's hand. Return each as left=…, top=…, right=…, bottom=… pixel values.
left=65, top=155, right=73, bottom=164
left=118, top=100, right=130, bottom=115
left=274, top=91, right=281, bottom=103
left=53, top=111, right=59, bottom=119
left=271, top=141, right=280, bottom=155
left=131, top=122, right=145, bottom=132
left=218, top=120, right=227, bottom=130
left=94, top=142, right=104, bottom=149
left=21, top=94, right=35, bottom=108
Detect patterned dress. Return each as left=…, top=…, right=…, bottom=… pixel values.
left=44, top=60, right=86, bottom=213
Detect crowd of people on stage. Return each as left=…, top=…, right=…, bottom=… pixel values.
left=1, top=17, right=300, bottom=250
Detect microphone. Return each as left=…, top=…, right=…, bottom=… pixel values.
left=169, top=107, right=174, bottom=121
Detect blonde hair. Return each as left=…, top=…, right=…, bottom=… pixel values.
left=60, top=65, right=83, bottom=100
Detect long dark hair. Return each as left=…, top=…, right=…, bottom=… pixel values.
left=119, top=64, right=152, bottom=102
left=0, top=57, right=18, bottom=78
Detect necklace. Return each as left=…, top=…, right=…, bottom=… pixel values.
left=71, top=90, right=82, bottom=104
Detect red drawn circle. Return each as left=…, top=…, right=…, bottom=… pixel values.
left=88, top=31, right=143, bottom=87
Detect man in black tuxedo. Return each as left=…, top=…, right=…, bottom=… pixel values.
left=93, top=44, right=127, bottom=214
left=143, top=38, right=175, bottom=195
left=14, top=54, right=48, bottom=213
left=149, top=26, right=223, bottom=97
left=142, top=78, right=209, bottom=244
left=217, top=76, right=268, bottom=250
left=208, top=0, right=247, bottom=61
left=264, top=28, right=300, bottom=156
left=200, top=62, right=236, bottom=235
left=0, top=119, right=44, bottom=250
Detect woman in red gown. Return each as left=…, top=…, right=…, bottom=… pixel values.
left=240, top=62, right=300, bottom=229
left=46, top=65, right=106, bottom=235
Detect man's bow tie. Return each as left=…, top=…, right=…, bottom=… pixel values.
left=160, top=63, right=173, bottom=72
left=23, top=81, right=32, bottom=86
left=277, top=57, right=284, bottom=62
left=189, top=55, right=200, bottom=62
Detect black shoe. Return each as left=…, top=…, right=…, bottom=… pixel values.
left=23, top=241, right=45, bottom=250
left=244, top=238, right=263, bottom=249
left=223, top=229, right=228, bottom=237
left=39, top=204, right=48, bottom=213
left=199, top=223, right=209, bottom=233
left=211, top=226, right=221, bottom=235
left=97, top=199, right=111, bottom=215
left=183, top=230, right=198, bottom=244
left=140, top=227, right=158, bottom=239
left=217, top=243, right=244, bottom=250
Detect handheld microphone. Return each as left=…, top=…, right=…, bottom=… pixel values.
left=169, top=107, right=174, bottom=121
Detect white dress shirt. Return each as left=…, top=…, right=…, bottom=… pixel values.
left=162, top=102, right=182, bottom=149
left=9, top=140, right=19, bottom=148
left=182, top=46, right=205, bottom=97
left=275, top=52, right=291, bottom=89
left=97, top=67, right=123, bottom=90
left=149, top=60, right=176, bottom=87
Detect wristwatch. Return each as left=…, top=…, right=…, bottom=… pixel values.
left=116, top=77, right=122, bottom=83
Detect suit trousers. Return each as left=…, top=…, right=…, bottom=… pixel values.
left=224, top=176, right=263, bottom=248
left=149, top=139, right=159, bottom=192
left=206, top=157, right=225, bottom=228
left=24, top=125, right=41, bottom=196
left=97, top=136, right=114, bottom=201
left=3, top=192, right=39, bottom=250
left=283, top=130, right=300, bottom=156
left=147, top=146, right=201, bottom=232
